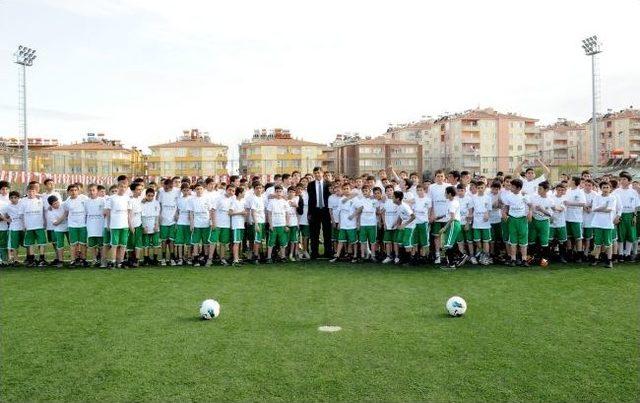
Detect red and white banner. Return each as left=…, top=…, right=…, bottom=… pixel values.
left=0, top=170, right=117, bottom=186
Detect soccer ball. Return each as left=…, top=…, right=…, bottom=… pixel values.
left=540, top=258, right=549, bottom=267
left=446, top=296, right=467, bottom=317
left=199, top=299, right=220, bottom=320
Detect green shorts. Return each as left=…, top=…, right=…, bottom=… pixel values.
left=593, top=228, right=615, bottom=247
left=490, top=223, right=502, bottom=243
left=127, top=226, right=144, bottom=250
left=46, top=230, right=55, bottom=244
left=299, top=224, right=310, bottom=237
left=159, top=224, right=176, bottom=242
left=232, top=228, right=245, bottom=244
left=528, top=219, right=550, bottom=247
left=359, top=225, right=377, bottom=244
left=566, top=222, right=583, bottom=240
left=24, top=228, right=47, bottom=247
left=457, top=226, right=473, bottom=243
left=191, top=227, right=211, bottom=245
left=507, top=216, right=528, bottom=246
left=583, top=227, right=594, bottom=240
left=549, top=226, right=568, bottom=242
left=287, top=226, right=299, bottom=244
left=383, top=229, right=396, bottom=243
left=268, top=226, right=288, bottom=247
left=401, top=227, right=415, bottom=248
left=143, top=232, right=160, bottom=248
left=209, top=227, right=230, bottom=245
left=68, top=227, right=88, bottom=245
left=0, top=230, right=7, bottom=258
left=338, top=228, right=358, bottom=244
left=87, top=236, right=103, bottom=248
left=174, top=224, right=192, bottom=246
left=8, top=230, right=24, bottom=250
left=252, top=223, right=266, bottom=243
left=431, top=222, right=446, bottom=236
left=617, top=213, right=636, bottom=243
left=442, top=221, right=462, bottom=249
left=54, top=231, right=69, bottom=250
left=110, top=228, right=129, bottom=247
left=331, top=226, right=339, bottom=241
left=412, top=223, right=429, bottom=247
left=103, top=228, right=111, bottom=245
left=473, top=228, right=492, bottom=242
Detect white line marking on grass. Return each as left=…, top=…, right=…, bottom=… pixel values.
left=318, top=325, right=342, bottom=332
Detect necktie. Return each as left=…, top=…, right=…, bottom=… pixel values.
left=318, top=181, right=323, bottom=208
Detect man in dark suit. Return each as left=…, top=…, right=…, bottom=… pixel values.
left=307, top=166, right=332, bottom=259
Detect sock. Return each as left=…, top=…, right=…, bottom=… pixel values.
left=39, top=254, right=45, bottom=261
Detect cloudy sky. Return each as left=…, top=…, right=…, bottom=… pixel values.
left=0, top=0, right=638, bottom=157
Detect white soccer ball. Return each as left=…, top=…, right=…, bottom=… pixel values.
left=199, top=299, right=220, bottom=320
left=446, top=296, right=467, bottom=317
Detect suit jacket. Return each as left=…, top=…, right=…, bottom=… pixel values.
left=307, top=180, right=331, bottom=213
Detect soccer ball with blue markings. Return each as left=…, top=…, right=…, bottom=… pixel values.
left=199, top=299, right=221, bottom=320
left=446, top=296, right=467, bottom=317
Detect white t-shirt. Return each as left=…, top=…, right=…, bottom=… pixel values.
left=298, top=192, right=309, bottom=225
left=106, top=194, right=131, bottom=230
left=565, top=188, right=587, bottom=223
left=85, top=197, right=105, bottom=237
left=158, top=188, right=179, bottom=226
left=471, top=194, right=492, bottom=229
left=214, top=196, right=234, bottom=228
left=230, top=198, right=246, bottom=230
left=0, top=199, right=8, bottom=231
left=268, top=198, right=288, bottom=227
left=338, top=197, right=358, bottom=230
left=244, top=193, right=254, bottom=225
left=614, top=187, right=638, bottom=214
left=458, top=194, right=473, bottom=224
left=141, top=200, right=161, bottom=233
left=328, top=194, right=342, bottom=223
left=447, top=198, right=462, bottom=221
left=6, top=203, right=25, bottom=231
left=63, top=197, right=87, bottom=228
left=250, top=195, right=266, bottom=224
left=397, top=202, right=416, bottom=229
left=550, top=194, right=567, bottom=228
left=176, top=196, right=192, bottom=226
left=583, top=190, right=597, bottom=228
left=46, top=207, right=67, bottom=232
left=286, top=199, right=299, bottom=227
left=382, top=199, right=398, bottom=230
left=21, top=197, right=45, bottom=230
left=591, top=195, right=617, bottom=229
left=412, top=195, right=432, bottom=225
left=529, top=194, right=554, bottom=221
left=428, top=183, right=449, bottom=222
left=130, top=196, right=143, bottom=228
left=502, top=192, right=529, bottom=218
left=355, top=197, right=378, bottom=227
left=521, top=175, right=546, bottom=195
left=489, top=192, right=502, bottom=224
left=189, top=195, right=212, bottom=228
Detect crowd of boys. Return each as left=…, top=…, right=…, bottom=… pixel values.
left=0, top=161, right=638, bottom=269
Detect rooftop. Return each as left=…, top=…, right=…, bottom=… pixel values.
left=150, top=129, right=227, bottom=149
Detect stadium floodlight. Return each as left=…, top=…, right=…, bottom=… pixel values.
left=14, top=45, right=37, bottom=175
left=582, top=36, right=602, bottom=168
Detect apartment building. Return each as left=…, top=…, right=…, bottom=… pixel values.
left=330, top=134, right=423, bottom=177
left=148, top=129, right=228, bottom=177
left=593, top=107, right=640, bottom=161
left=239, top=128, right=326, bottom=175
left=540, top=119, right=589, bottom=166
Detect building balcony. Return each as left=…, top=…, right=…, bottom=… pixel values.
left=524, top=126, right=538, bottom=134
left=525, top=138, right=540, bottom=145
left=462, top=124, right=480, bottom=132
left=146, top=155, right=160, bottom=162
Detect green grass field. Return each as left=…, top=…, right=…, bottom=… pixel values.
left=1, top=261, right=639, bottom=401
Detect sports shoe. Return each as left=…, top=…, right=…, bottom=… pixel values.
left=434, top=256, right=441, bottom=265
left=394, top=257, right=400, bottom=264
left=329, top=257, right=339, bottom=263
left=456, top=254, right=469, bottom=267
left=382, top=257, right=393, bottom=264
left=220, top=259, right=229, bottom=266
left=469, top=256, right=478, bottom=265
left=289, top=256, right=297, bottom=262
left=159, top=259, right=167, bottom=266
left=606, top=260, right=613, bottom=269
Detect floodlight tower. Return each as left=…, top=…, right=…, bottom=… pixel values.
left=582, top=36, right=602, bottom=168
left=14, top=45, right=37, bottom=174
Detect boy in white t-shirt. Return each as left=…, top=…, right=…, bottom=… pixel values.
left=105, top=182, right=133, bottom=268
left=354, top=185, right=379, bottom=261
left=141, top=187, right=161, bottom=266
left=286, top=187, right=300, bottom=262
left=470, top=181, right=493, bottom=265
left=590, top=181, right=617, bottom=268
left=174, top=183, right=192, bottom=265
left=189, top=182, right=214, bottom=267
left=46, top=195, right=67, bottom=268
left=85, top=184, right=106, bottom=266
left=229, top=187, right=247, bottom=266
left=296, top=184, right=311, bottom=260
left=381, top=185, right=399, bottom=264
left=266, top=185, right=290, bottom=263
left=249, top=184, right=266, bottom=264
left=210, top=185, right=235, bottom=266
left=60, top=184, right=88, bottom=267
left=21, top=184, right=47, bottom=267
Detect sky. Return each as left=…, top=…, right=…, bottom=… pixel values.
left=0, top=0, right=639, bottom=159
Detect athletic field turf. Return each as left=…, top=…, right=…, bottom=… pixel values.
left=1, top=262, right=638, bottom=401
